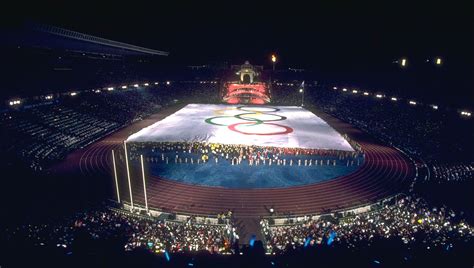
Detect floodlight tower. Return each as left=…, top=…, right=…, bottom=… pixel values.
left=271, top=54, right=277, bottom=71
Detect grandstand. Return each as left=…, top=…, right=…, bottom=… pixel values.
left=1, top=9, right=473, bottom=268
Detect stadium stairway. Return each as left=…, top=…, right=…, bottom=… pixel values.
left=234, top=217, right=264, bottom=245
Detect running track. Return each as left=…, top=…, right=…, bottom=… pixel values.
left=51, top=104, right=415, bottom=218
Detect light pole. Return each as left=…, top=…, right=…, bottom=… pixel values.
left=299, top=81, right=305, bottom=107
left=271, top=54, right=277, bottom=71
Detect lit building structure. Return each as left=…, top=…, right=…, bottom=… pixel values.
left=224, top=61, right=270, bottom=104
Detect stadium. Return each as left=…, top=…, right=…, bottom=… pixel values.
left=1, top=3, right=473, bottom=268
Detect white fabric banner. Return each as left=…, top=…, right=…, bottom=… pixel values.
left=127, top=104, right=354, bottom=151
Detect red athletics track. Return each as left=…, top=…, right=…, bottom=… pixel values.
left=50, top=104, right=415, bottom=218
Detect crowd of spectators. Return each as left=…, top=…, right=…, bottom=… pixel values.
left=1, top=82, right=220, bottom=170
left=272, top=83, right=473, bottom=164
left=427, top=163, right=474, bottom=183
left=262, top=195, right=472, bottom=253
left=3, top=207, right=237, bottom=255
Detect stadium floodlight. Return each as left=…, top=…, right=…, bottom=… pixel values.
left=154, top=82, right=159, bottom=85
left=431, top=105, right=438, bottom=110
left=401, top=58, right=407, bottom=67
left=352, top=90, right=358, bottom=94
left=436, top=58, right=442, bottom=65
left=376, top=94, right=383, bottom=98
left=271, top=54, right=277, bottom=71
left=121, top=85, right=127, bottom=89
left=333, top=86, right=337, bottom=90
left=460, top=111, right=471, bottom=117
left=94, top=89, right=101, bottom=93
left=342, top=88, right=348, bottom=92
left=9, top=101, right=14, bottom=106
left=166, top=81, right=171, bottom=85
left=107, top=87, right=114, bottom=91
left=144, top=83, right=149, bottom=86
left=70, top=92, right=77, bottom=96
left=363, top=92, right=369, bottom=96
left=133, top=84, right=139, bottom=88
left=391, top=97, right=398, bottom=101
left=299, top=88, right=304, bottom=93
left=409, top=100, right=417, bottom=105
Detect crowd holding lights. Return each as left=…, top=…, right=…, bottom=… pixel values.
left=4, top=208, right=238, bottom=255
left=262, top=195, right=472, bottom=253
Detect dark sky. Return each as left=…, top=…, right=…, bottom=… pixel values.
left=7, top=1, right=473, bottom=68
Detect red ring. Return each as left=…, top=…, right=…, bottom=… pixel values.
left=228, top=122, right=294, bottom=135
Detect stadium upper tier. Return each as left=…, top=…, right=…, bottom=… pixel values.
left=1, top=83, right=220, bottom=170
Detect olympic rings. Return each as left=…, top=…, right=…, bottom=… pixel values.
left=235, top=112, right=287, bottom=122
left=205, top=116, right=264, bottom=126
left=204, top=106, right=294, bottom=135
left=228, top=122, right=294, bottom=135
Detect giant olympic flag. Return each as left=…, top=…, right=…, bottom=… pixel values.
left=126, top=104, right=354, bottom=151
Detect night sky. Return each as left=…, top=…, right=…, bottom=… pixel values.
left=3, top=1, right=474, bottom=105
left=6, top=1, right=472, bottom=66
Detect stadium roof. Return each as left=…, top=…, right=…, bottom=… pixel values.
left=2, top=22, right=169, bottom=57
